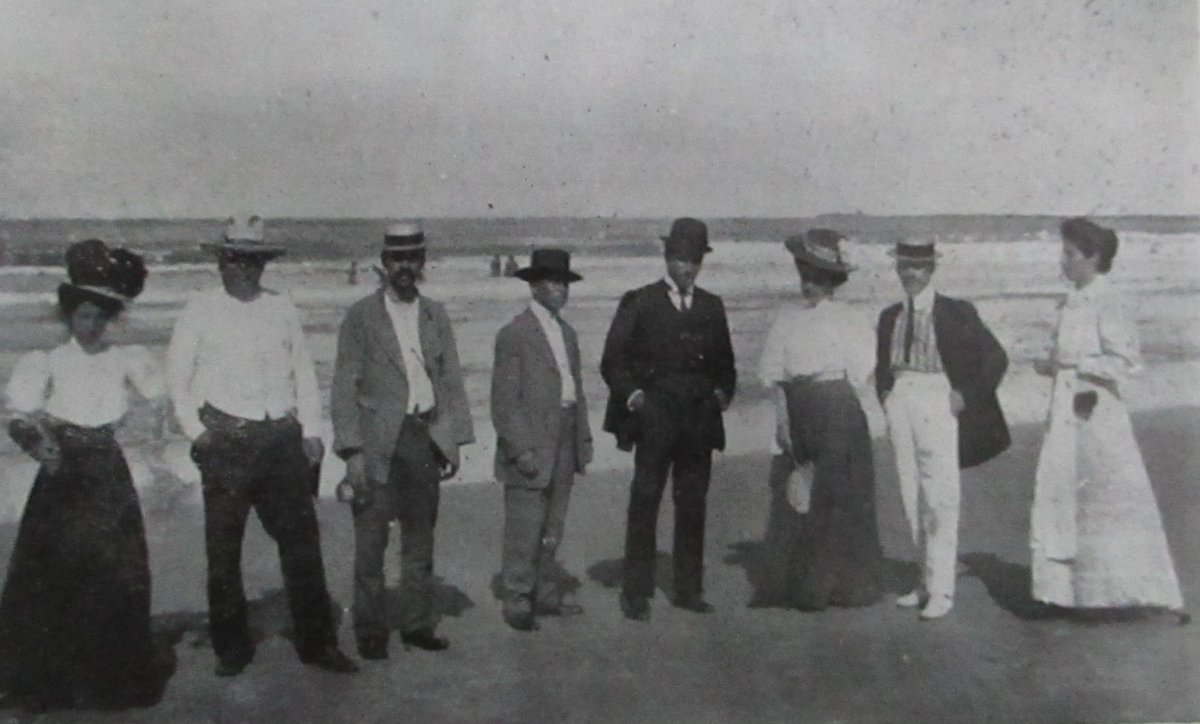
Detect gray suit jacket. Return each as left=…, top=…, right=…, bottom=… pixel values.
left=331, top=290, right=474, bottom=483
left=490, top=307, right=592, bottom=488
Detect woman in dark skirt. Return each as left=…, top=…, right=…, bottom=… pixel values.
left=0, top=239, right=165, bottom=710
left=757, top=230, right=883, bottom=610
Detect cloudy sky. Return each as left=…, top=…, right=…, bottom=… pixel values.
left=0, top=1, right=1196, bottom=218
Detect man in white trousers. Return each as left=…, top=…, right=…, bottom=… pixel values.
left=874, top=241, right=1010, bottom=620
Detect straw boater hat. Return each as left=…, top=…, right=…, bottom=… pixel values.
left=784, top=229, right=853, bottom=273
left=888, top=241, right=941, bottom=262
left=514, top=248, right=583, bottom=283
left=382, top=221, right=426, bottom=254
left=200, top=216, right=286, bottom=258
left=57, top=239, right=147, bottom=311
left=661, top=217, right=712, bottom=260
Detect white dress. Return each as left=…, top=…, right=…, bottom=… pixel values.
left=1030, top=276, right=1183, bottom=609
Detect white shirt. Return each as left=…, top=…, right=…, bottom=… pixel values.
left=662, top=275, right=694, bottom=311
left=758, top=299, right=876, bottom=388
left=166, top=287, right=322, bottom=440
left=528, top=301, right=576, bottom=405
left=5, top=340, right=164, bottom=427
left=382, top=291, right=436, bottom=414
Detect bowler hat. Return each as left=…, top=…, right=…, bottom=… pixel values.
left=201, top=216, right=287, bottom=258
left=888, top=241, right=941, bottom=262
left=514, top=248, right=582, bottom=283
left=785, top=229, right=853, bottom=273
left=382, top=221, right=426, bottom=253
left=57, top=238, right=147, bottom=311
left=661, top=217, right=712, bottom=260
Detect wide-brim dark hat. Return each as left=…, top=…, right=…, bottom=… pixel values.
left=888, top=241, right=941, bottom=261
left=200, top=216, right=287, bottom=258
left=514, top=248, right=582, bottom=283
left=785, top=229, right=853, bottom=273
left=661, top=217, right=712, bottom=259
left=57, top=239, right=147, bottom=310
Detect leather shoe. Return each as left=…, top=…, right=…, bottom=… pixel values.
left=401, top=629, right=450, bottom=651
left=299, top=646, right=360, bottom=674
left=620, top=593, right=651, bottom=621
left=356, top=637, right=389, bottom=661
left=503, top=611, right=539, bottom=632
left=672, top=595, right=715, bottom=614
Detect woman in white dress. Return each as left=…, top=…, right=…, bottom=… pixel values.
left=1030, top=217, right=1187, bottom=622
left=758, top=230, right=882, bottom=610
left=0, top=239, right=168, bottom=710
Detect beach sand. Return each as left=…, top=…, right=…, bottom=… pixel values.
left=0, top=236, right=1196, bottom=721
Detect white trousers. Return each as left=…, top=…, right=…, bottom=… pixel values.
left=885, top=372, right=961, bottom=602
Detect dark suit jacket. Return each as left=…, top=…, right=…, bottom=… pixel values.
left=490, top=307, right=593, bottom=488
left=875, top=294, right=1010, bottom=469
left=331, top=290, right=474, bottom=484
left=600, top=280, right=736, bottom=452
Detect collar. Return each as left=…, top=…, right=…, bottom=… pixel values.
left=908, top=285, right=936, bottom=312
left=528, top=300, right=560, bottom=327
left=1065, top=274, right=1108, bottom=305
left=384, top=287, right=420, bottom=309
left=662, top=276, right=692, bottom=298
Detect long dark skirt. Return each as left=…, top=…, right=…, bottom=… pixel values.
left=0, top=422, right=157, bottom=709
left=781, top=377, right=883, bottom=610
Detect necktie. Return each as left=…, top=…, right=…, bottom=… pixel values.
left=903, top=298, right=915, bottom=364
left=679, top=289, right=689, bottom=312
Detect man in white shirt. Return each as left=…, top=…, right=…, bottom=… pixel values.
left=166, top=216, right=357, bottom=676
left=490, top=249, right=592, bottom=632
left=330, top=222, right=474, bottom=660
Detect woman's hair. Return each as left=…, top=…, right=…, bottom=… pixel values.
left=1060, top=217, right=1119, bottom=273
left=57, top=287, right=125, bottom=324
left=795, top=259, right=849, bottom=289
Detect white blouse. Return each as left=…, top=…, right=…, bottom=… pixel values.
left=1052, top=275, right=1143, bottom=385
left=5, top=340, right=165, bottom=427
left=758, top=299, right=876, bottom=388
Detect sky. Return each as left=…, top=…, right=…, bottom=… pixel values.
left=0, top=0, right=1196, bottom=218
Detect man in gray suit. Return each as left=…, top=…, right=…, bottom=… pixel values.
left=331, top=221, right=474, bottom=659
left=491, top=249, right=592, bottom=631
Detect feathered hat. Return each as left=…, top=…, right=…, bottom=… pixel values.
left=57, top=239, right=148, bottom=312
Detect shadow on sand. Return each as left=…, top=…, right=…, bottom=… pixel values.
left=156, top=577, right=474, bottom=655
left=586, top=552, right=676, bottom=597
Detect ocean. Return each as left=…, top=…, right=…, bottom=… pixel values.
left=1, top=215, right=1197, bottom=266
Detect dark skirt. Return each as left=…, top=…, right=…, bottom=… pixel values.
left=0, top=422, right=157, bottom=709
left=780, top=377, right=883, bottom=610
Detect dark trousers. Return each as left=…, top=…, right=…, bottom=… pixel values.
left=352, top=416, right=441, bottom=641
left=193, top=406, right=336, bottom=662
left=623, top=392, right=714, bottom=600
left=501, top=407, right=577, bottom=614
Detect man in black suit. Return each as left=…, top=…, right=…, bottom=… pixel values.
left=601, top=217, right=737, bottom=621
left=875, top=240, right=1010, bottom=620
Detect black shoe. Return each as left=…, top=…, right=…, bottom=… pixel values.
left=401, top=629, right=450, bottom=651
left=503, top=611, right=539, bottom=632
left=672, top=595, right=715, bottom=614
left=357, top=637, right=389, bottom=661
left=620, top=593, right=651, bottom=622
left=299, top=646, right=360, bottom=674
left=214, top=655, right=251, bottom=678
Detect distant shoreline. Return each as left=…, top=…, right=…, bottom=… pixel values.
left=1, top=214, right=1198, bottom=266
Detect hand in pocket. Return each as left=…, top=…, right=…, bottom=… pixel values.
left=1073, top=391, right=1098, bottom=421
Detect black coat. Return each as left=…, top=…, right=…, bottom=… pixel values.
left=600, top=280, right=736, bottom=452
left=875, top=294, right=1010, bottom=469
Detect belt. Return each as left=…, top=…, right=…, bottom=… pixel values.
left=406, top=408, right=435, bottom=424
left=200, top=403, right=298, bottom=431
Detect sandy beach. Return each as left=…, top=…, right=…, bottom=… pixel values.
left=0, top=234, right=1197, bottom=721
